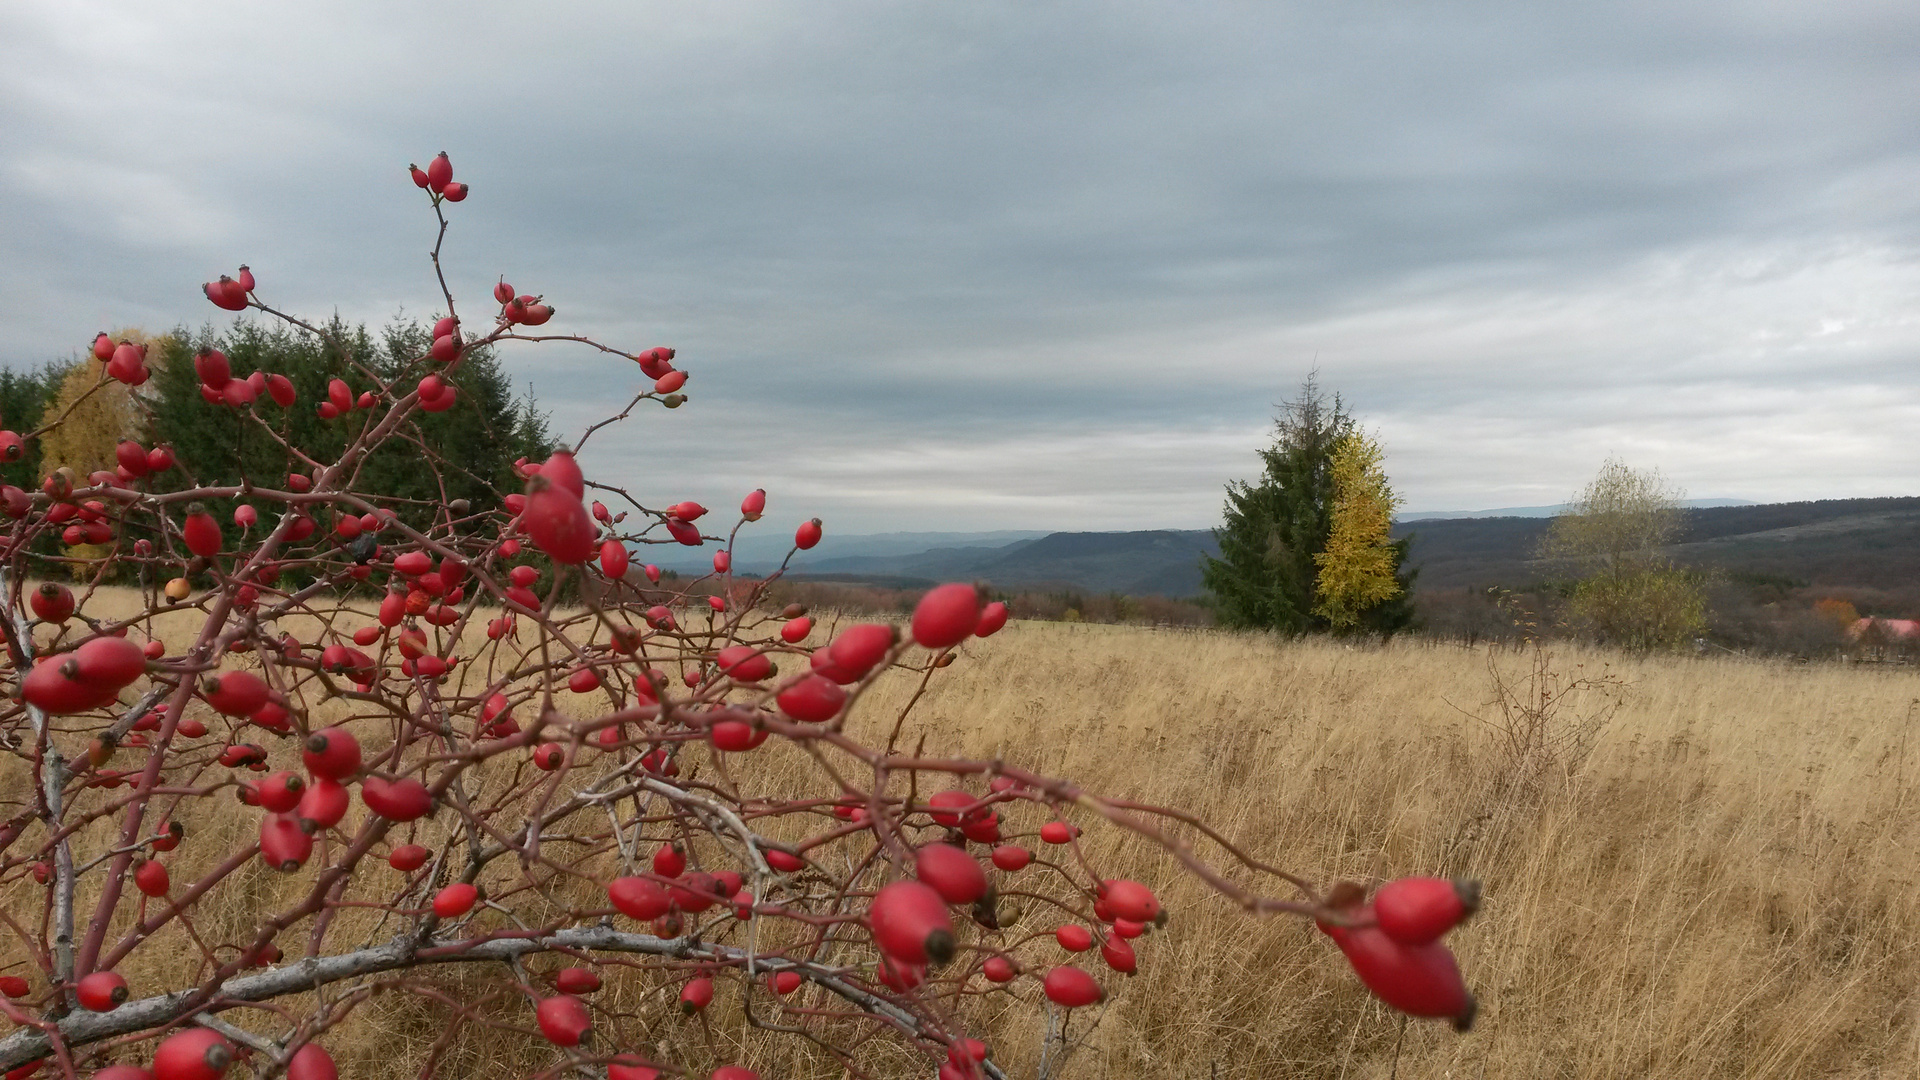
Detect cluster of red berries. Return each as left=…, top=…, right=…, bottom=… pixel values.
left=1317, top=877, right=1481, bottom=1029
left=517, top=449, right=597, bottom=564
left=0, top=152, right=1495, bottom=1080
left=760, top=583, right=1006, bottom=724
left=22, top=1023, right=332, bottom=1080
left=493, top=279, right=553, bottom=326
left=186, top=347, right=298, bottom=410
left=201, top=265, right=254, bottom=312
left=412, top=318, right=465, bottom=409
left=93, top=334, right=152, bottom=385
left=0, top=434, right=184, bottom=552
left=529, top=851, right=767, bottom=1077
left=317, top=376, right=377, bottom=419
left=631, top=346, right=687, bottom=397
left=0, top=432, right=183, bottom=553
left=408, top=151, right=468, bottom=202
left=234, top=725, right=430, bottom=872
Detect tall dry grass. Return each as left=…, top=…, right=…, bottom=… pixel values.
left=868, top=622, right=1920, bottom=1079
left=8, top=591, right=1918, bottom=1078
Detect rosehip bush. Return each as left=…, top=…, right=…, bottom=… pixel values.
left=0, top=156, right=1479, bottom=1079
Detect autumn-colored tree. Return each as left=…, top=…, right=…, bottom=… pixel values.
left=36, top=331, right=157, bottom=576
left=1539, top=457, right=1706, bottom=650
left=1813, top=597, right=1859, bottom=631
left=1313, top=430, right=1404, bottom=629
left=38, top=330, right=155, bottom=478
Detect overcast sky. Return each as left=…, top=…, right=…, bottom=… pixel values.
left=4, top=2, right=1916, bottom=534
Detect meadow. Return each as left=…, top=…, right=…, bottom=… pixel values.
left=863, top=622, right=1920, bottom=1078
left=8, top=589, right=1917, bottom=1079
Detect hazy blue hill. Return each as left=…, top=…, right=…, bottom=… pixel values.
left=795, top=530, right=1216, bottom=595
left=762, top=496, right=1920, bottom=599
left=1397, top=498, right=1754, bottom=522
left=964, top=529, right=1219, bottom=595
left=1394, top=496, right=1920, bottom=591
left=798, top=539, right=1043, bottom=580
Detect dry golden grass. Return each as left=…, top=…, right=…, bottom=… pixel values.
left=9, top=588, right=1920, bottom=1078
left=871, top=623, right=1920, bottom=1080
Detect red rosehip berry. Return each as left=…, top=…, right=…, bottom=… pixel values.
left=388, top=844, right=430, bottom=872
left=1042, top=966, right=1104, bottom=1008
left=360, top=776, right=433, bottom=821
left=776, top=674, right=847, bottom=723
left=1374, top=877, right=1480, bottom=946
left=432, top=882, right=478, bottom=919
left=302, top=727, right=362, bottom=780
left=75, top=970, right=128, bottom=1011
left=912, top=583, right=981, bottom=650
left=152, top=1028, right=232, bottom=1080
left=915, top=844, right=988, bottom=905
left=868, top=880, right=955, bottom=965
left=535, top=994, right=590, bottom=1046
left=1055, top=924, right=1094, bottom=952
left=425, top=151, right=453, bottom=194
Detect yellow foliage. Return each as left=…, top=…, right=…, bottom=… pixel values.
left=1312, top=430, right=1402, bottom=628
left=1541, top=457, right=1705, bottom=649
left=38, top=329, right=160, bottom=479
left=1538, top=455, right=1684, bottom=578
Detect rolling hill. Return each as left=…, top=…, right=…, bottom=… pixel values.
left=767, top=495, right=1920, bottom=600
left=793, top=529, right=1218, bottom=595
left=1401, top=495, right=1920, bottom=591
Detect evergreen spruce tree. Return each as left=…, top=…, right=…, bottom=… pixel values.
left=0, top=360, right=79, bottom=490
left=146, top=317, right=552, bottom=549
left=1201, top=375, right=1416, bottom=635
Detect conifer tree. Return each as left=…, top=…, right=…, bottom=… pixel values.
left=0, top=360, right=78, bottom=490
left=1313, top=430, right=1405, bottom=629
left=1202, top=375, right=1415, bottom=635
left=146, top=317, right=552, bottom=547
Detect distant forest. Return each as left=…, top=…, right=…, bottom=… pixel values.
left=764, top=495, right=1920, bottom=658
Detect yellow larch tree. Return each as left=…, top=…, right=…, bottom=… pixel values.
left=38, top=329, right=164, bottom=576
left=1312, top=430, right=1404, bottom=630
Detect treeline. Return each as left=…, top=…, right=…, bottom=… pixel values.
left=3, top=317, right=552, bottom=575
left=144, top=320, right=551, bottom=533
left=747, top=578, right=1213, bottom=627
left=0, top=363, right=75, bottom=491
left=1412, top=578, right=1906, bottom=660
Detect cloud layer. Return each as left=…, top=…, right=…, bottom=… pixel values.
left=5, top=1, right=1917, bottom=531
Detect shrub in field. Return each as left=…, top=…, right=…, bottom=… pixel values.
left=1537, top=456, right=1707, bottom=651
left=0, top=156, right=1478, bottom=1079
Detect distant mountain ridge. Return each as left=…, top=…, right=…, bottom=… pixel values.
left=644, top=529, right=1049, bottom=576
left=1397, top=495, right=1920, bottom=591
left=1396, top=498, right=1755, bottom=521
left=759, top=495, right=1920, bottom=598
left=795, top=529, right=1218, bottom=596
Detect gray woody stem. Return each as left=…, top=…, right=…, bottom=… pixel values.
left=0, top=926, right=1008, bottom=1080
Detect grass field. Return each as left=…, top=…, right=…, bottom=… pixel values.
left=8, top=588, right=1919, bottom=1078
left=865, top=622, right=1920, bottom=1079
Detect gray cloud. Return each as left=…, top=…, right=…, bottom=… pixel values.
left=4, top=1, right=1918, bottom=532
